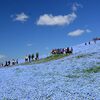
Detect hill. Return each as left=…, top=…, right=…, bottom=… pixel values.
left=0, top=41, right=100, bottom=99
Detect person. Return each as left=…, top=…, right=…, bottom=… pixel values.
left=71, top=47, right=73, bottom=53
left=67, top=47, right=70, bottom=54
left=85, top=43, right=87, bottom=45
left=28, top=54, right=31, bottom=62
left=32, top=54, right=34, bottom=61
left=5, top=61, right=8, bottom=67
left=88, top=41, right=90, bottom=45
left=25, top=55, right=28, bottom=62
left=12, top=59, right=15, bottom=65
left=36, top=52, right=39, bottom=60
left=16, top=59, right=18, bottom=64
left=8, top=61, right=11, bottom=66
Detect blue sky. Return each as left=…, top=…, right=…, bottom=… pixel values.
left=0, top=0, right=100, bottom=59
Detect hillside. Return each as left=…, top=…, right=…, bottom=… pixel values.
left=0, top=41, right=100, bottom=100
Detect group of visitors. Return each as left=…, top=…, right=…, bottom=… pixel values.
left=93, top=37, right=100, bottom=43
left=25, top=53, right=39, bottom=62
left=85, top=37, right=100, bottom=45
left=51, top=47, right=73, bottom=54
left=0, top=59, right=18, bottom=67
left=85, top=42, right=91, bottom=45
left=0, top=53, right=40, bottom=67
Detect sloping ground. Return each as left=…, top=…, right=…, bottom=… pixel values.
left=0, top=41, right=100, bottom=100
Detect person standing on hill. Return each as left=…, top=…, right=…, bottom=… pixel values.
left=25, top=55, right=28, bottom=62
left=32, top=54, right=34, bottom=61
left=71, top=47, right=73, bottom=53
left=67, top=47, right=70, bottom=53
left=36, top=52, right=39, bottom=60
left=12, top=59, right=15, bottom=65
left=28, top=54, right=31, bottom=62
left=88, top=41, right=91, bottom=45
left=5, top=61, right=8, bottom=66
left=8, top=61, right=10, bottom=66
left=16, top=59, right=18, bottom=64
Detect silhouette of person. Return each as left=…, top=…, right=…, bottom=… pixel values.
left=85, top=43, right=87, bottom=45
left=71, top=47, right=73, bottom=53
left=5, top=61, right=8, bottom=67
left=32, top=54, right=34, bottom=60
left=28, top=54, right=31, bottom=62
left=67, top=47, right=70, bottom=53
left=89, top=42, right=90, bottom=45
left=8, top=61, right=10, bottom=66
left=16, top=59, right=18, bottom=64
left=12, top=59, right=15, bottom=65
left=36, top=52, right=39, bottom=60
left=25, top=55, right=28, bottom=62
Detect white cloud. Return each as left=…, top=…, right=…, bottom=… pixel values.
left=27, top=43, right=33, bottom=47
left=12, top=12, right=29, bottom=22
left=37, top=12, right=77, bottom=26
left=68, top=29, right=91, bottom=37
left=72, top=2, right=83, bottom=12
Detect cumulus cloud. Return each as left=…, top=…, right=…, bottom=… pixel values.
left=68, top=29, right=91, bottom=37
left=72, top=2, right=83, bottom=12
left=37, top=12, right=77, bottom=26
left=11, top=12, right=29, bottom=22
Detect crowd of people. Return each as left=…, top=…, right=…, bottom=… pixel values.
left=0, top=53, right=39, bottom=67
left=0, top=59, right=18, bottom=67
left=0, top=36, right=100, bottom=68
left=25, top=52, right=39, bottom=62
left=51, top=47, right=73, bottom=54
left=85, top=37, right=100, bottom=45
left=1, top=37, right=99, bottom=68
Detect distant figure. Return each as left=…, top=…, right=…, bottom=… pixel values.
left=12, top=59, right=15, bottom=65
left=8, top=61, right=11, bottom=66
left=85, top=43, right=87, bottom=45
left=28, top=54, right=31, bottom=62
left=67, top=47, right=70, bottom=53
left=5, top=61, right=8, bottom=67
left=88, top=41, right=91, bottom=45
left=36, top=52, right=39, bottom=60
left=71, top=47, right=73, bottom=53
left=32, top=54, right=34, bottom=60
left=25, top=55, right=28, bottom=62
left=16, top=59, right=18, bottom=64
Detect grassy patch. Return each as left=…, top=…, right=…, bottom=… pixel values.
left=83, top=66, right=100, bottom=73
left=76, top=54, right=93, bottom=59
left=19, top=54, right=70, bottom=66
left=33, top=54, right=70, bottom=64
